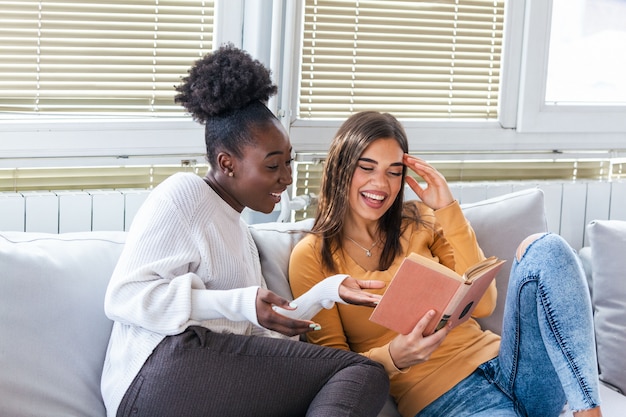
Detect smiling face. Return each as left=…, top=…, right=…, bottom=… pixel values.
left=348, top=137, right=404, bottom=223
left=229, top=118, right=293, bottom=214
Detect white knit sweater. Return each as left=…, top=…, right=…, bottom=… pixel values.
left=101, top=173, right=346, bottom=416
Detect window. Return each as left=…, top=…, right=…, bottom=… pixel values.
left=286, top=0, right=626, bottom=154
left=281, top=0, right=626, bottom=215
left=287, top=0, right=520, bottom=153
left=546, top=0, right=626, bottom=104
left=0, top=0, right=214, bottom=117
left=1, top=0, right=624, bottom=183
left=298, top=0, right=505, bottom=120
left=516, top=0, right=626, bottom=133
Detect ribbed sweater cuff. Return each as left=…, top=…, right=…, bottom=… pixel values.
left=190, top=286, right=260, bottom=326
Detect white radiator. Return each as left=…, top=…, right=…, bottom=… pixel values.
left=407, top=180, right=626, bottom=250
left=0, top=189, right=151, bottom=234
left=1, top=181, right=625, bottom=250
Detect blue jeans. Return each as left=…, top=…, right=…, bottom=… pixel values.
left=418, top=233, right=601, bottom=417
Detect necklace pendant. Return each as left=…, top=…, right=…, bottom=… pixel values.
left=346, top=235, right=377, bottom=257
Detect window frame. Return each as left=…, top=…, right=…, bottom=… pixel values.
left=0, top=118, right=206, bottom=168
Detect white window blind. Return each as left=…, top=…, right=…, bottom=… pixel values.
left=0, top=163, right=208, bottom=192
left=0, top=0, right=214, bottom=116
left=299, top=0, right=504, bottom=119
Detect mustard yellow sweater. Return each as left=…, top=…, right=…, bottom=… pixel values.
left=289, top=201, right=501, bottom=417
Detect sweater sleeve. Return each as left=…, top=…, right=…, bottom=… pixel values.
left=104, top=189, right=260, bottom=335
left=271, top=274, right=348, bottom=320
left=433, top=200, right=485, bottom=273
left=431, top=201, right=496, bottom=318
left=190, top=286, right=260, bottom=325
left=363, top=342, right=410, bottom=378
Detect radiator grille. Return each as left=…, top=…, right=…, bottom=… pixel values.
left=1, top=181, right=625, bottom=251
left=290, top=179, right=626, bottom=251
left=0, top=189, right=150, bottom=234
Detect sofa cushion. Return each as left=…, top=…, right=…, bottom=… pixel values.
left=461, top=188, right=548, bottom=334
left=577, top=246, right=594, bottom=297
left=0, top=231, right=126, bottom=417
left=249, top=218, right=314, bottom=299
left=586, top=219, right=626, bottom=394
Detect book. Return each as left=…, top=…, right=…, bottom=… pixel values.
left=369, top=253, right=506, bottom=335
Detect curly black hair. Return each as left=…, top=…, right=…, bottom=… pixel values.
left=174, top=44, right=280, bottom=163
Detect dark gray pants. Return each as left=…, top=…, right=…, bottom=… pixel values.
left=117, top=326, right=389, bottom=417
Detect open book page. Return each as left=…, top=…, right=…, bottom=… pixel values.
left=406, top=253, right=501, bottom=283
left=463, top=256, right=503, bottom=283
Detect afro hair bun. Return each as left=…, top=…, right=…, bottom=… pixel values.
left=174, top=44, right=278, bottom=123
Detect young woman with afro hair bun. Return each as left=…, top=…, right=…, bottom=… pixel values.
left=101, top=44, right=390, bottom=417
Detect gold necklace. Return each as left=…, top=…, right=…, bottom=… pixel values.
left=345, top=236, right=378, bottom=257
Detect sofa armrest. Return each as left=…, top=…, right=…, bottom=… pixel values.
left=0, top=231, right=126, bottom=417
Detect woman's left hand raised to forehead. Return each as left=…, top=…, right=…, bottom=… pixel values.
left=403, top=154, right=455, bottom=210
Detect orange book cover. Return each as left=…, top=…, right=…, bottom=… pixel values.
left=369, top=253, right=505, bottom=335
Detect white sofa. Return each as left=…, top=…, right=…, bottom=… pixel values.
left=1, top=188, right=624, bottom=416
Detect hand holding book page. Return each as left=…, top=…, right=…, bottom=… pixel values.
left=369, top=253, right=506, bottom=336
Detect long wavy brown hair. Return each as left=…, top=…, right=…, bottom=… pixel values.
left=312, top=111, right=422, bottom=272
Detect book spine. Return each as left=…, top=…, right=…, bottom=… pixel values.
left=438, top=282, right=472, bottom=329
